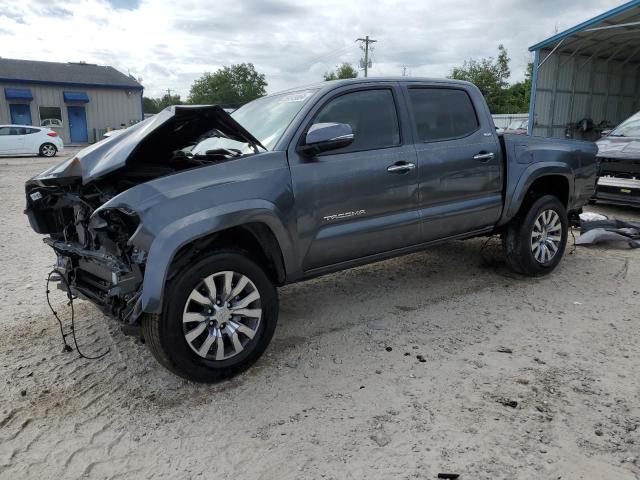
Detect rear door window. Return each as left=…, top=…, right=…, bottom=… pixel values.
left=312, top=89, right=400, bottom=153
left=408, top=88, right=479, bottom=142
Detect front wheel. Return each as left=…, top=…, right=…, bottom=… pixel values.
left=39, top=143, right=57, bottom=157
left=503, top=195, right=568, bottom=276
left=142, top=250, right=278, bottom=383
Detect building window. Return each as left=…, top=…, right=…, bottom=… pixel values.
left=38, top=107, right=63, bottom=128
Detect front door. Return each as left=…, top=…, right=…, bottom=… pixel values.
left=9, top=104, right=32, bottom=125
left=67, top=106, right=88, bottom=143
left=289, top=86, right=420, bottom=272
left=0, top=126, right=25, bottom=154
left=404, top=86, right=502, bottom=242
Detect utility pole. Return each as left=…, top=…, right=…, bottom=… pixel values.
left=166, top=88, right=172, bottom=98
left=356, top=35, right=377, bottom=77
left=401, top=65, right=408, bottom=77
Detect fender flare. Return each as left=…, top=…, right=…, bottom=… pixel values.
left=136, top=199, right=295, bottom=315
left=500, top=162, right=574, bottom=225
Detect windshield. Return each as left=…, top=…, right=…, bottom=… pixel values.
left=610, top=111, right=640, bottom=137
left=191, top=89, right=316, bottom=155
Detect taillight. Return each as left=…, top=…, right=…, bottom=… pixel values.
left=47, top=132, right=58, bottom=137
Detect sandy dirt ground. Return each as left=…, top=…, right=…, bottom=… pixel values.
left=0, top=151, right=639, bottom=480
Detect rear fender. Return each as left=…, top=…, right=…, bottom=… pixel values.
left=500, top=162, right=574, bottom=225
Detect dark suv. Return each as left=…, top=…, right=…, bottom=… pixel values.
left=25, top=78, right=597, bottom=382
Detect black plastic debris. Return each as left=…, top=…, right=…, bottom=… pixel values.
left=497, top=398, right=518, bottom=408
left=577, top=215, right=640, bottom=248
left=438, top=474, right=460, bottom=479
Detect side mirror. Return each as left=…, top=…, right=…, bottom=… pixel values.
left=300, top=122, right=354, bottom=154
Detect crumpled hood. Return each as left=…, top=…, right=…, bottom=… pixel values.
left=596, top=136, right=640, bottom=160
left=29, top=105, right=262, bottom=185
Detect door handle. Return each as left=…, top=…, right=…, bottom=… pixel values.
left=473, top=152, right=495, bottom=161
left=387, top=162, right=416, bottom=173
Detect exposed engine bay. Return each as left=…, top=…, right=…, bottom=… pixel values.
left=25, top=105, right=263, bottom=327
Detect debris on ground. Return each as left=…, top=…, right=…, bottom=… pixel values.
left=577, top=215, right=640, bottom=248
left=496, top=346, right=513, bottom=354
left=497, top=398, right=518, bottom=408
left=437, top=473, right=460, bottom=479
left=370, top=432, right=391, bottom=447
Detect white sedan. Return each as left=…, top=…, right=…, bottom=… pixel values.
left=0, top=125, right=64, bottom=157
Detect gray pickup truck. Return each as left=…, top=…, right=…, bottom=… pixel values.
left=25, top=78, right=597, bottom=382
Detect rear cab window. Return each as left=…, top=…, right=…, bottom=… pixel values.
left=311, top=89, right=401, bottom=153
left=407, top=87, right=479, bottom=142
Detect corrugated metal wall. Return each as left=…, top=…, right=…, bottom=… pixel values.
left=0, top=83, right=143, bottom=144
left=532, top=48, right=640, bottom=137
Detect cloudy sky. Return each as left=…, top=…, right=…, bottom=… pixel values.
left=0, top=0, right=625, bottom=98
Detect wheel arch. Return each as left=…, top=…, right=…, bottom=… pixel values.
left=500, top=164, right=573, bottom=225
left=135, top=202, right=294, bottom=318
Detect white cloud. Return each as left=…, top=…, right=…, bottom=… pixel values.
left=0, top=0, right=625, bottom=98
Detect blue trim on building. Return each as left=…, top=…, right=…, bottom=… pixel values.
left=140, top=88, right=145, bottom=121
left=4, top=87, right=33, bottom=100
left=63, top=91, right=90, bottom=103
left=0, top=77, right=143, bottom=91
left=528, top=50, right=540, bottom=136
left=529, top=0, right=640, bottom=52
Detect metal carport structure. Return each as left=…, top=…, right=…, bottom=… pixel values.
left=528, top=0, right=640, bottom=138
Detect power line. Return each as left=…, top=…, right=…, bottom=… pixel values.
left=356, top=35, right=377, bottom=77
left=307, top=45, right=351, bottom=66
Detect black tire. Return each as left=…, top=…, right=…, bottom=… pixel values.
left=502, top=195, right=568, bottom=276
left=39, top=143, right=57, bottom=157
left=142, top=250, right=278, bottom=383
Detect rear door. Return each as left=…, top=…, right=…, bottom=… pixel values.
left=288, top=85, right=421, bottom=271
left=23, top=127, right=42, bottom=154
left=403, top=85, right=502, bottom=242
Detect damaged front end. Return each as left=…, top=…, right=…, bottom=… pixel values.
left=25, top=105, right=263, bottom=332
left=27, top=170, right=147, bottom=327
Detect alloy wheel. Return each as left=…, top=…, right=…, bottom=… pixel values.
left=531, top=209, right=562, bottom=264
left=42, top=144, right=56, bottom=157
left=182, top=271, right=262, bottom=361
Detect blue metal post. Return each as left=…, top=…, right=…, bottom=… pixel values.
left=528, top=49, right=540, bottom=136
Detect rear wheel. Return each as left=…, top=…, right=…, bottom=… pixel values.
left=142, top=250, right=278, bottom=383
left=39, top=143, right=57, bottom=157
left=503, top=195, right=568, bottom=276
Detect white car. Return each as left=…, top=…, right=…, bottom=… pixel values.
left=0, top=125, right=64, bottom=157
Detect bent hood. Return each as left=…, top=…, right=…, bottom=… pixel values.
left=596, top=136, right=640, bottom=160
left=30, top=105, right=262, bottom=185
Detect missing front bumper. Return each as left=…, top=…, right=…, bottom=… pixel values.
left=45, top=238, right=143, bottom=321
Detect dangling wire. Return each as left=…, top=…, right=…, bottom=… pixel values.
left=569, top=227, right=577, bottom=255
left=46, top=270, right=110, bottom=360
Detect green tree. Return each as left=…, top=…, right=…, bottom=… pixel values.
left=503, top=62, right=533, bottom=113
left=323, top=63, right=358, bottom=81
left=142, top=94, right=182, bottom=114
left=449, top=45, right=513, bottom=113
left=188, top=63, right=267, bottom=108
left=143, top=96, right=159, bottom=114
left=157, top=93, right=182, bottom=110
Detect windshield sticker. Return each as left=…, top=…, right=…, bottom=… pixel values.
left=277, top=91, right=313, bottom=103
